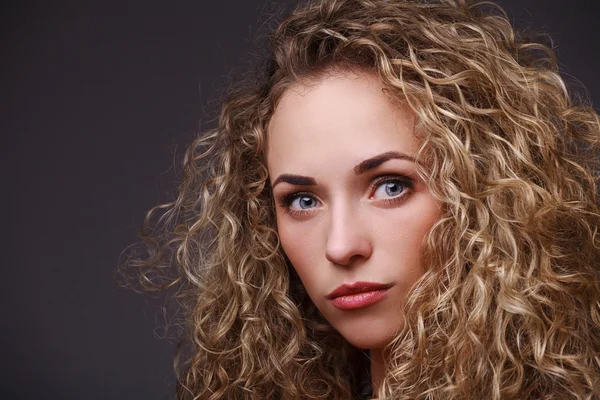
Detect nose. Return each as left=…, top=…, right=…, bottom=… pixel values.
left=325, top=204, right=372, bottom=266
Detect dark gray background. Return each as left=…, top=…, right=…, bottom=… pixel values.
left=3, top=1, right=599, bottom=399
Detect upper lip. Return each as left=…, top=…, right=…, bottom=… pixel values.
left=326, top=281, right=392, bottom=299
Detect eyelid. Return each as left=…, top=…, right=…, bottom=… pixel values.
left=369, top=174, right=413, bottom=195
left=367, top=174, right=414, bottom=205
left=278, top=191, right=322, bottom=217
left=275, top=174, right=414, bottom=214
left=278, top=191, right=317, bottom=206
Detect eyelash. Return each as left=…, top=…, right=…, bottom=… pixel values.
left=370, top=175, right=414, bottom=204
left=278, top=174, right=414, bottom=217
left=279, top=191, right=316, bottom=217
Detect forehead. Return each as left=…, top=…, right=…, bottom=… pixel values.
left=266, top=72, right=419, bottom=176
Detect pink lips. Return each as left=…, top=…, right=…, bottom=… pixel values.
left=326, top=282, right=392, bottom=311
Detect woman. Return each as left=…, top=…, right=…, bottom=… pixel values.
left=126, top=0, right=600, bottom=398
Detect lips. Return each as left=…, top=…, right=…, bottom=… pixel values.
left=327, top=282, right=392, bottom=311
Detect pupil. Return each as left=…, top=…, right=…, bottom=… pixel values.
left=385, top=182, right=403, bottom=196
left=300, top=197, right=313, bottom=208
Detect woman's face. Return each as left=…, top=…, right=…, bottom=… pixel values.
left=267, top=71, right=440, bottom=350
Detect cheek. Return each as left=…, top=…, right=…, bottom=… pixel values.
left=390, top=216, right=432, bottom=256
left=400, top=197, right=440, bottom=266
left=277, top=215, right=324, bottom=292
left=380, top=195, right=440, bottom=271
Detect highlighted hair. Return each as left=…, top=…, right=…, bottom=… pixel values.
left=123, top=0, right=600, bottom=398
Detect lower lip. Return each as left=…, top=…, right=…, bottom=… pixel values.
left=330, top=289, right=389, bottom=311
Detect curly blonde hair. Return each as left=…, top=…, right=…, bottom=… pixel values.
left=123, top=0, right=600, bottom=398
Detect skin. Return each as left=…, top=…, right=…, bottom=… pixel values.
left=267, top=71, right=440, bottom=391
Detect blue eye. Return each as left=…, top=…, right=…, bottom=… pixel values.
left=289, top=195, right=319, bottom=210
left=372, top=180, right=406, bottom=199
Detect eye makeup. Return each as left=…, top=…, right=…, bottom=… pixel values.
left=368, top=174, right=414, bottom=206
left=278, top=191, right=321, bottom=217
left=275, top=173, right=416, bottom=217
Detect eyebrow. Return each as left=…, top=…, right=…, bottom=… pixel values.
left=272, top=174, right=317, bottom=188
left=353, top=151, right=415, bottom=175
left=271, top=151, right=415, bottom=188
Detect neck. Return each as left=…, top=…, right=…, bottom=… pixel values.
left=370, top=348, right=384, bottom=395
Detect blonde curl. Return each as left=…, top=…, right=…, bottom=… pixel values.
left=122, top=0, right=600, bottom=398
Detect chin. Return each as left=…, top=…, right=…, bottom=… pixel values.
left=333, top=318, right=403, bottom=350
left=342, top=332, right=393, bottom=350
